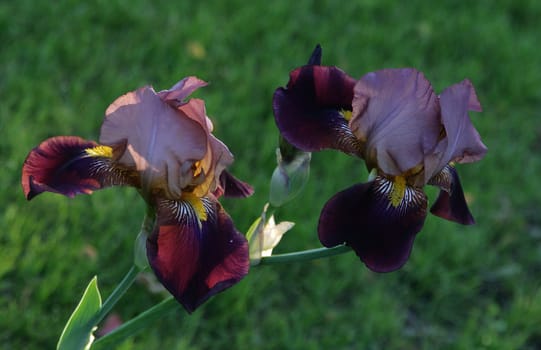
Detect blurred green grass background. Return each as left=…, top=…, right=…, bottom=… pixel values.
left=2, top=0, right=541, bottom=349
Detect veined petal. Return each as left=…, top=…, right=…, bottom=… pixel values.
left=429, top=165, right=475, bottom=225
left=351, top=68, right=440, bottom=176
left=273, top=65, right=362, bottom=156
left=318, top=177, right=427, bottom=272
left=147, top=195, right=249, bottom=313
left=101, top=86, right=208, bottom=199
left=22, top=136, right=138, bottom=200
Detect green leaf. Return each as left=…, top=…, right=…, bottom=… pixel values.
left=57, top=276, right=102, bottom=350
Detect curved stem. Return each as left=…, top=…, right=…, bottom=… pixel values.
left=257, top=244, right=351, bottom=265
left=92, top=297, right=178, bottom=349
left=91, top=245, right=351, bottom=348
left=92, top=265, right=140, bottom=326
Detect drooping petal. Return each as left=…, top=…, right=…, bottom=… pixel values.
left=318, top=177, right=427, bottom=272
left=147, top=195, right=249, bottom=313
left=273, top=65, right=362, bottom=156
left=214, top=170, right=254, bottom=198
left=100, top=86, right=208, bottom=199
left=429, top=165, right=475, bottom=225
left=351, top=68, right=441, bottom=177
left=22, top=136, right=138, bottom=200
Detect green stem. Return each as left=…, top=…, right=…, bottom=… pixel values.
left=91, top=245, right=350, bottom=348
left=90, top=211, right=155, bottom=326
left=92, top=265, right=140, bottom=326
left=92, top=297, right=178, bottom=349
left=258, top=244, right=351, bottom=265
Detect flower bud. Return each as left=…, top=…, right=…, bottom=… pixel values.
left=247, top=204, right=294, bottom=265
left=269, top=137, right=311, bottom=207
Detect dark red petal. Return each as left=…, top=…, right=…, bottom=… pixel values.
left=307, top=44, right=322, bottom=65
left=214, top=170, right=254, bottom=198
left=147, top=196, right=249, bottom=313
left=318, top=178, right=427, bottom=272
left=21, top=136, right=138, bottom=200
left=430, top=165, right=475, bottom=225
left=273, top=65, right=362, bottom=156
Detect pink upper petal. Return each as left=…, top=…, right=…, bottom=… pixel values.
left=424, top=80, right=487, bottom=181
left=176, top=98, right=235, bottom=197
left=100, top=86, right=208, bottom=199
left=157, top=76, right=208, bottom=105
left=439, top=79, right=487, bottom=164
left=350, top=68, right=441, bottom=176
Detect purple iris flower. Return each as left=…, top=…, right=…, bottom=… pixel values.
left=273, top=48, right=487, bottom=272
left=22, top=77, right=253, bottom=312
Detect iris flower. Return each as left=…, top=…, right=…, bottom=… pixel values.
left=273, top=52, right=487, bottom=272
left=22, top=77, right=253, bottom=312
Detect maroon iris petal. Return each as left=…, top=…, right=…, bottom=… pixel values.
left=430, top=165, right=475, bottom=225
left=318, top=179, right=427, bottom=272
left=307, top=44, right=322, bottom=65
left=214, top=170, right=254, bottom=198
left=21, top=136, right=136, bottom=200
left=147, top=196, right=249, bottom=313
left=273, top=65, right=362, bottom=156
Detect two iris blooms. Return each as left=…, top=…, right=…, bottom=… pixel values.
left=21, top=46, right=486, bottom=312
left=273, top=46, right=486, bottom=272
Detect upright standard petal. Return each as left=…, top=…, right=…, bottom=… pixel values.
left=273, top=65, right=362, bottom=156
left=351, top=68, right=440, bottom=178
left=429, top=165, right=475, bottom=225
left=157, top=76, right=208, bottom=106
left=175, top=98, right=235, bottom=198
left=423, top=80, right=487, bottom=182
left=318, top=177, right=427, bottom=272
left=147, top=195, right=249, bottom=313
left=101, top=86, right=208, bottom=199
left=22, top=136, right=138, bottom=200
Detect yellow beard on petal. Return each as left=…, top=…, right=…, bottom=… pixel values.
left=85, top=145, right=113, bottom=158
left=389, top=176, right=406, bottom=208
left=340, top=109, right=353, bottom=121
left=181, top=192, right=208, bottom=221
